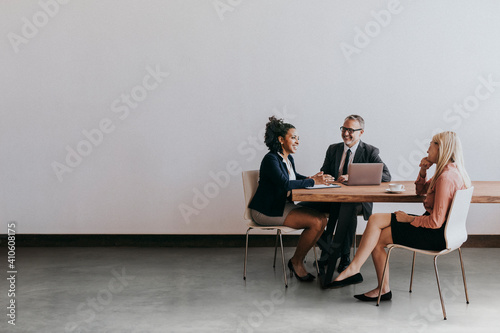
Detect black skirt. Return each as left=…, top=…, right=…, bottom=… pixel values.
left=390, top=212, right=446, bottom=251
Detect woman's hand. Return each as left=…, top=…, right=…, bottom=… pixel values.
left=418, top=157, right=433, bottom=178
left=310, top=171, right=335, bottom=185
left=394, top=210, right=415, bottom=223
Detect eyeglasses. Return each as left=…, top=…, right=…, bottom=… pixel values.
left=340, top=126, right=362, bottom=134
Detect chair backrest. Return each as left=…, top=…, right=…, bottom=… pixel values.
left=444, top=187, right=474, bottom=250
left=242, top=170, right=259, bottom=221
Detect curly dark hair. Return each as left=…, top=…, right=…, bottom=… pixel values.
left=264, top=116, right=295, bottom=153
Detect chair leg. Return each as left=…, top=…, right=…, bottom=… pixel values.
left=377, top=247, right=394, bottom=306
left=278, top=230, right=288, bottom=288
left=244, top=228, right=251, bottom=280
left=352, top=233, right=356, bottom=258
left=313, top=245, right=319, bottom=275
left=409, top=251, right=416, bottom=293
left=433, top=256, right=447, bottom=320
left=458, top=248, right=470, bottom=304
left=273, top=230, right=279, bottom=268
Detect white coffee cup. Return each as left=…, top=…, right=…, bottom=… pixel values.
left=389, top=183, right=404, bottom=191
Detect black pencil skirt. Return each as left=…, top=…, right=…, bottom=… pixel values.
left=390, top=212, right=446, bottom=251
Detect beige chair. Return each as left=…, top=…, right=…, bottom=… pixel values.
left=377, top=187, right=474, bottom=320
left=242, top=170, right=319, bottom=287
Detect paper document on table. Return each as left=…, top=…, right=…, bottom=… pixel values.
left=305, top=184, right=341, bottom=189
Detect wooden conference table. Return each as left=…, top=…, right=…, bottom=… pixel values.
left=292, top=181, right=500, bottom=287
left=292, top=181, right=500, bottom=204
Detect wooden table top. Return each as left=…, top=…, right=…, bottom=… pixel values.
left=292, top=181, right=500, bottom=203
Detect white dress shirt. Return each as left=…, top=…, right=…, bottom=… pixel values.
left=278, top=152, right=296, bottom=180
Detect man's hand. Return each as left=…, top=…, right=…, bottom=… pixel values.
left=336, top=174, right=348, bottom=183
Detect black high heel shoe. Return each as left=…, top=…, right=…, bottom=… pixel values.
left=287, top=259, right=315, bottom=282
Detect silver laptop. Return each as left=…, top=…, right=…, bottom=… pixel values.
left=343, top=163, right=384, bottom=186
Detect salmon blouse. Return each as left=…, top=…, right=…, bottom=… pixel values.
left=411, top=163, right=466, bottom=229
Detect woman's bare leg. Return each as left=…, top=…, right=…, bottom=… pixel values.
left=334, top=213, right=392, bottom=282
left=362, top=227, right=393, bottom=297
left=284, top=207, right=327, bottom=277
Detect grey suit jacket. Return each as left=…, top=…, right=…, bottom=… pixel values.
left=320, top=140, right=391, bottom=220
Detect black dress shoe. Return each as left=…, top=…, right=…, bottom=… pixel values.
left=337, top=255, right=351, bottom=273
left=288, top=260, right=315, bottom=282
left=354, top=291, right=392, bottom=302
left=324, top=273, right=363, bottom=289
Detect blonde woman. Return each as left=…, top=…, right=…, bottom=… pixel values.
left=328, top=131, right=471, bottom=301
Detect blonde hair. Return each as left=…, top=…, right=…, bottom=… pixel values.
left=429, top=131, right=471, bottom=190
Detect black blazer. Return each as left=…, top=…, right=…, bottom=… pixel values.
left=249, top=152, right=314, bottom=217
left=320, top=140, right=392, bottom=219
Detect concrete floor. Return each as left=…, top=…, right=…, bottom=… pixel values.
left=2, top=247, right=500, bottom=333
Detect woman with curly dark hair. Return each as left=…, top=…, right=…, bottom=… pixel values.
left=249, top=116, right=334, bottom=281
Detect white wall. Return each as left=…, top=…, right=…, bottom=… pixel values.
left=1, top=0, right=499, bottom=234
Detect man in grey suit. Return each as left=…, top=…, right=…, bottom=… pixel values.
left=316, top=115, right=391, bottom=274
